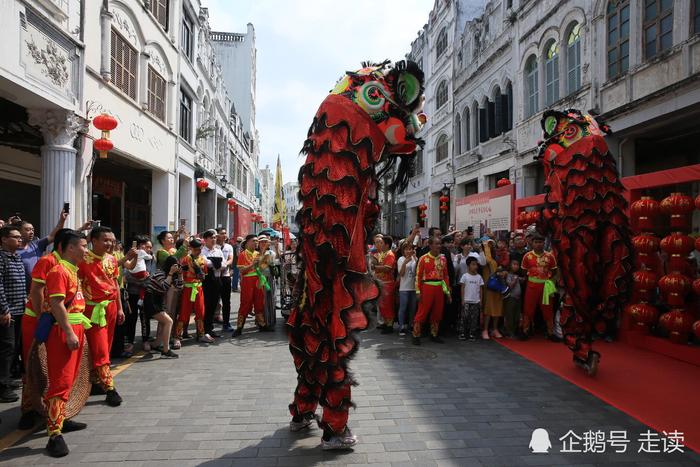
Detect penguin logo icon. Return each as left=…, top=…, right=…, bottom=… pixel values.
left=529, top=428, right=552, bottom=453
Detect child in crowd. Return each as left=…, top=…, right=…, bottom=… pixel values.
left=503, top=259, right=524, bottom=338
left=396, top=241, right=418, bottom=336
left=481, top=239, right=504, bottom=339
left=459, top=257, right=483, bottom=341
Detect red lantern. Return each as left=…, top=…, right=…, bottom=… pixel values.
left=440, top=204, right=449, bottom=213
left=496, top=178, right=511, bottom=187
left=228, top=207, right=235, bottom=213
left=660, top=232, right=694, bottom=272
left=631, top=233, right=659, bottom=268
left=630, top=196, right=660, bottom=232
left=660, top=193, right=694, bottom=230
left=419, top=212, right=427, bottom=219
left=632, top=269, right=657, bottom=302
left=418, top=203, right=428, bottom=212
left=227, top=199, right=236, bottom=208
left=93, top=138, right=113, bottom=159
left=439, top=195, right=449, bottom=204
left=659, top=309, right=693, bottom=344
left=92, top=113, right=118, bottom=132
left=624, top=303, right=658, bottom=329
left=693, top=278, right=700, bottom=296
left=658, top=272, right=691, bottom=307
left=526, top=211, right=539, bottom=226
left=196, top=178, right=209, bottom=192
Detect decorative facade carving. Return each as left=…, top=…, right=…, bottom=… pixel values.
left=25, top=38, right=69, bottom=87
left=145, top=46, right=166, bottom=76
left=112, top=10, right=138, bottom=45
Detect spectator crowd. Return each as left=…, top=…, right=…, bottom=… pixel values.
left=369, top=224, right=566, bottom=346
left=0, top=210, right=293, bottom=420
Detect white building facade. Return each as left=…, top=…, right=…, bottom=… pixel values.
left=283, top=181, right=300, bottom=235
left=397, top=0, right=700, bottom=236
left=0, top=0, right=85, bottom=234
left=0, top=0, right=263, bottom=241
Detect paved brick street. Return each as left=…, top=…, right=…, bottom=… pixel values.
left=0, top=292, right=698, bottom=466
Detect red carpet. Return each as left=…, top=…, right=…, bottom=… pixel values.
left=497, top=337, right=700, bottom=453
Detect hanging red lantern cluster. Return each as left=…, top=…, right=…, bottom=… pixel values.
left=630, top=196, right=660, bottom=232
left=196, top=178, right=209, bottom=192
left=227, top=199, right=236, bottom=212
left=658, top=272, right=692, bottom=307
left=496, top=178, right=511, bottom=188
left=439, top=195, right=449, bottom=214
left=631, top=233, right=660, bottom=269
left=92, top=113, right=118, bottom=159
left=660, top=232, right=694, bottom=273
left=660, top=192, right=694, bottom=230
left=517, top=211, right=539, bottom=228
left=418, top=203, right=428, bottom=224
left=631, top=268, right=657, bottom=303
left=624, top=302, right=658, bottom=330
left=659, top=309, right=694, bottom=344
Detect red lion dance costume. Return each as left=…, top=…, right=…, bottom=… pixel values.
left=536, top=109, right=632, bottom=376
left=287, top=60, right=425, bottom=449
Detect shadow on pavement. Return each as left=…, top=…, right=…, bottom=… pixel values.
left=196, top=426, right=356, bottom=467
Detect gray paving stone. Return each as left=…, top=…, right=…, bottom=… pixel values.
left=0, top=292, right=698, bottom=466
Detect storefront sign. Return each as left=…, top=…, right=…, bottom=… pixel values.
left=455, top=184, right=515, bottom=233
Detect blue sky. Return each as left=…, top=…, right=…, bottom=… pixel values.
left=204, top=0, right=436, bottom=184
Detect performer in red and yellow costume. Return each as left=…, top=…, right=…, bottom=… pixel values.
left=536, top=109, right=632, bottom=376
left=287, top=60, right=426, bottom=450
left=78, top=226, right=124, bottom=406
left=232, top=234, right=268, bottom=336
left=520, top=234, right=558, bottom=337
left=18, top=229, right=72, bottom=429
left=372, top=234, right=396, bottom=333
left=44, top=231, right=92, bottom=457
left=412, top=237, right=451, bottom=344
left=176, top=238, right=208, bottom=340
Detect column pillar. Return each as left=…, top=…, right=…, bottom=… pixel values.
left=152, top=171, right=176, bottom=239
left=28, top=109, right=85, bottom=236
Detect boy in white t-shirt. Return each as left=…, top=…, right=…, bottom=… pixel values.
left=459, top=256, right=484, bottom=341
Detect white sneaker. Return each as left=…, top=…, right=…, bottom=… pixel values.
left=289, top=418, right=313, bottom=432
left=321, top=428, right=357, bottom=450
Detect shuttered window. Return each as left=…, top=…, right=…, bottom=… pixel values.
left=150, top=0, right=168, bottom=30
left=110, top=28, right=137, bottom=100
left=148, top=66, right=166, bottom=122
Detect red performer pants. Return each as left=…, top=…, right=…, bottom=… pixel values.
left=45, top=320, right=86, bottom=436
left=379, top=281, right=396, bottom=326
left=20, top=313, right=38, bottom=414
left=178, top=284, right=205, bottom=337
left=236, top=275, right=265, bottom=329
left=522, top=282, right=553, bottom=334
left=85, top=300, right=117, bottom=390
left=413, top=284, right=444, bottom=337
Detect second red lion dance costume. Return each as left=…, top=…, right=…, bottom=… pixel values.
left=536, top=109, right=632, bottom=376
left=287, top=60, right=426, bottom=450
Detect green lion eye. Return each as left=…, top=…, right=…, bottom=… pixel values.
left=397, top=73, right=420, bottom=106
left=545, top=116, right=558, bottom=135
